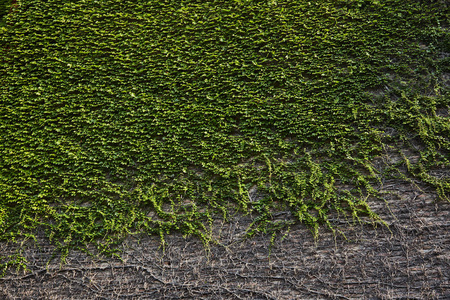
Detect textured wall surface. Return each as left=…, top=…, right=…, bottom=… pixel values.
left=1, top=1, right=448, bottom=298
left=1, top=180, right=449, bottom=299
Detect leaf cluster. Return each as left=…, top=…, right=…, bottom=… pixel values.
left=0, top=0, right=448, bottom=271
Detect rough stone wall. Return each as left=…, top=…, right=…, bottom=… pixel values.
left=1, top=180, right=449, bottom=299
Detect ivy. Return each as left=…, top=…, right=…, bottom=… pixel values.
left=0, top=0, right=449, bottom=272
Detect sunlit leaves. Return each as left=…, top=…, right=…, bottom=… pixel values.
left=0, top=0, right=448, bottom=269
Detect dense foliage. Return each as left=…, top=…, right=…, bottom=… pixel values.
left=0, top=0, right=12, bottom=27
left=0, top=0, right=448, bottom=270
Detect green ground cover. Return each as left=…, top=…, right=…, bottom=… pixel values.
left=0, top=0, right=449, bottom=270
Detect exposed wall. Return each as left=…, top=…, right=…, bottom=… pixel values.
left=1, top=180, right=448, bottom=299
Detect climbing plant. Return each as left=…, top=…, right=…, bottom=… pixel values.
left=0, top=0, right=448, bottom=272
